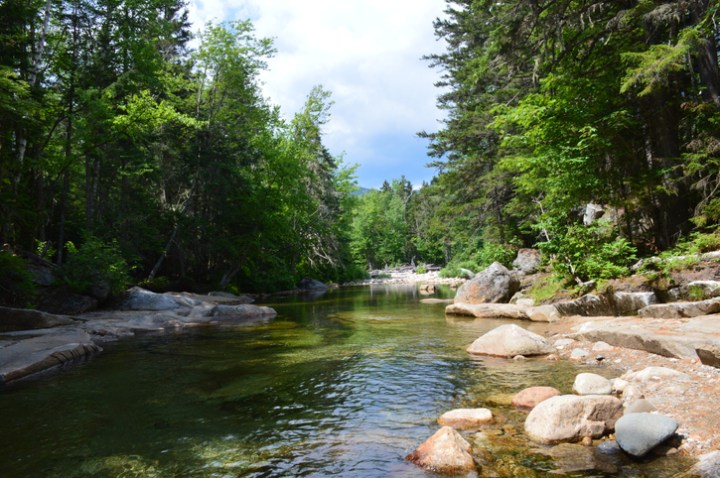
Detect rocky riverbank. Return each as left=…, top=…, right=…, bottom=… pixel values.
left=0, top=287, right=277, bottom=385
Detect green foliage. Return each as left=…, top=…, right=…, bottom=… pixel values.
left=0, top=252, right=37, bottom=308
left=415, top=263, right=428, bottom=274
left=61, top=238, right=131, bottom=297
left=539, top=221, right=637, bottom=282
left=527, top=275, right=569, bottom=304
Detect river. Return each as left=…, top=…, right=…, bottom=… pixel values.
left=0, top=285, right=691, bottom=477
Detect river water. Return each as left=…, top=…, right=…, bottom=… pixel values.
left=0, top=285, right=691, bottom=477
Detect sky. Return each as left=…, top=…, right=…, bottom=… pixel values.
left=187, top=0, right=448, bottom=189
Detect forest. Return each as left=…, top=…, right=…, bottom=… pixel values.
left=2, top=0, right=720, bottom=305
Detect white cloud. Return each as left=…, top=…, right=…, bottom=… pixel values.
left=187, top=0, right=447, bottom=187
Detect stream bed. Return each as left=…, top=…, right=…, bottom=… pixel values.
left=0, top=285, right=692, bottom=477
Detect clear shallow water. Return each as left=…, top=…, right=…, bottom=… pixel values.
left=0, top=285, right=691, bottom=477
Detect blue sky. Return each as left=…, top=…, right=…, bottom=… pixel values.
left=188, top=0, right=448, bottom=189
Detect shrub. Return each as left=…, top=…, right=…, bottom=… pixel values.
left=540, top=220, right=637, bottom=281
left=61, top=238, right=131, bottom=297
left=0, top=252, right=37, bottom=307
left=415, top=263, right=428, bottom=274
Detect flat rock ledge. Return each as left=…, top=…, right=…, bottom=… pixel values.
left=0, top=288, right=277, bottom=385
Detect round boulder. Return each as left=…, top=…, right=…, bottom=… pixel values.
left=438, top=408, right=493, bottom=429
left=466, top=324, right=553, bottom=357
left=615, top=412, right=678, bottom=457
left=572, top=373, right=612, bottom=395
left=454, top=262, right=519, bottom=304
left=406, top=426, right=476, bottom=474
left=512, top=386, right=561, bottom=410
left=524, top=395, right=623, bottom=445
left=121, top=287, right=179, bottom=311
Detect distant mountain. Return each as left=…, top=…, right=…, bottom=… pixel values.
left=351, top=187, right=373, bottom=197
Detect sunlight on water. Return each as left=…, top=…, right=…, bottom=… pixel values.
left=0, top=285, right=692, bottom=477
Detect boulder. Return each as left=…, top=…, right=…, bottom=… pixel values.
left=38, top=288, right=98, bottom=315
left=696, top=344, right=720, bottom=368
left=454, top=262, right=519, bottom=304
left=438, top=408, right=493, bottom=429
left=512, top=249, right=541, bottom=274
left=0, top=306, right=77, bottom=332
left=524, top=395, right=623, bottom=445
left=445, top=303, right=529, bottom=320
left=622, top=366, right=690, bottom=384
left=668, top=280, right=720, bottom=301
left=612, top=292, right=657, bottom=316
left=615, top=413, right=678, bottom=457
left=297, top=277, right=328, bottom=290
left=572, top=373, right=612, bottom=395
left=692, top=450, right=720, bottom=478
left=466, top=324, right=553, bottom=357
left=512, top=386, right=561, bottom=410
left=406, top=426, right=476, bottom=474
left=121, top=287, right=179, bottom=311
left=583, top=202, right=605, bottom=225
left=526, top=304, right=561, bottom=322
left=554, top=294, right=613, bottom=317
left=639, top=297, right=720, bottom=318
left=570, top=348, right=590, bottom=360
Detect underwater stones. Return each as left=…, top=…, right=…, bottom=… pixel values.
left=406, top=426, right=476, bottom=474
left=524, top=395, right=622, bottom=445
left=466, top=324, right=553, bottom=357
left=512, top=386, right=561, bottom=410
left=615, top=413, right=678, bottom=457
left=438, top=408, right=494, bottom=429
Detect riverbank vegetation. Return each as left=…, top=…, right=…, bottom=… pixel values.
left=0, top=0, right=362, bottom=302
left=2, top=0, right=720, bottom=305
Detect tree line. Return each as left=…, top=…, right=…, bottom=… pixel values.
left=353, top=0, right=720, bottom=283
left=0, top=0, right=361, bottom=304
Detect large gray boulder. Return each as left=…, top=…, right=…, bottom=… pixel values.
left=615, top=413, right=678, bottom=457
left=466, top=324, right=553, bottom=357
left=512, top=248, right=541, bottom=274
left=524, top=395, right=623, bottom=445
left=454, top=262, right=519, bottom=304
left=612, top=292, right=657, bottom=316
left=692, top=450, right=720, bottom=478
left=406, top=426, right=476, bottom=474
left=121, top=287, right=180, bottom=311
left=210, top=304, right=277, bottom=321
left=572, top=373, right=612, bottom=395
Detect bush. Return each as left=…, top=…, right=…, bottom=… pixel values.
left=415, top=262, right=428, bottom=274
left=61, top=238, right=131, bottom=297
left=0, top=252, right=37, bottom=307
left=540, top=220, right=637, bottom=281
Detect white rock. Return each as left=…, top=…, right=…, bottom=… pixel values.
left=466, top=324, right=553, bottom=357
left=572, top=373, right=612, bottom=395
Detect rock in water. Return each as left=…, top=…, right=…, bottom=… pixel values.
left=406, top=426, right=476, bottom=473
left=524, top=395, right=622, bottom=445
left=454, top=262, right=519, bottom=304
left=615, top=413, right=678, bottom=457
left=467, top=324, right=553, bottom=357
left=572, top=373, right=612, bottom=395
left=438, top=408, right=493, bottom=429
left=512, top=386, right=561, bottom=410
left=121, top=287, right=179, bottom=311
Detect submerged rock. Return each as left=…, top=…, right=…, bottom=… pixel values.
left=615, top=413, right=678, bottom=457
left=512, top=386, right=561, bottom=410
left=524, top=395, right=622, bottom=445
left=454, top=262, right=519, bottom=304
left=438, top=408, right=493, bottom=429
left=406, top=426, right=476, bottom=474
left=445, top=303, right=528, bottom=320
left=466, top=324, right=553, bottom=357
